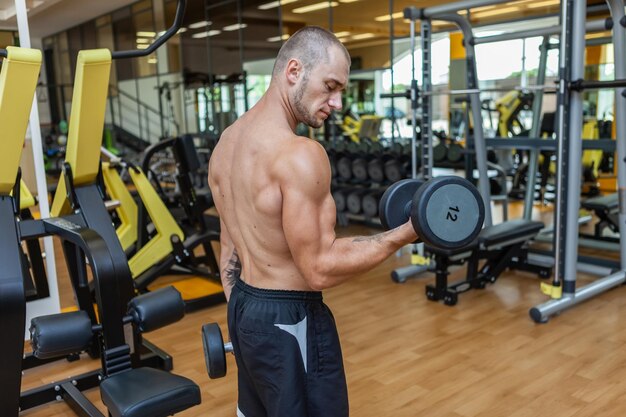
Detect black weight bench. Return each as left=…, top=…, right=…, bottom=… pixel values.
left=425, top=219, right=551, bottom=305
left=101, top=367, right=200, bottom=417
left=581, top=193, right=619, bottom=238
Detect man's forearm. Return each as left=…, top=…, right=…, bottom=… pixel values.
left=315, top=222, right=416, bottom=288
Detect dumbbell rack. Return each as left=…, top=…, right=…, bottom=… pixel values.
left=323, top=139, right=419, bottom=228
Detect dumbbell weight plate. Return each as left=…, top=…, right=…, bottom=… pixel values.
left=202, top=323, right=227, bottom=379
left=367, top=158, right=385, bottom=183
left=352, top=158, right=369, bottom=181
left=379, top=179, right=424, bottom=230
left=332, top=188, right=347, bottom=212
left=337, top=156, right=353, bottom=180
left=433, top=142, right=448, bottom=162
left=410, top=176, right=485, bottom=249
left=447, top=143, right=464, bottom=162
left=362, top=192, right=381, bottom=217
left=384, top=159, right=407, bottom=183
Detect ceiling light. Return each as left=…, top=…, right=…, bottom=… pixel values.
left=350, top=33, right=375, bottom=41
left=293, top=1, right=338, bottom=14
left=470, top=6, right=520, bottom=18
left=223, top=23, right=248, bottom=31
left=334, top=31, right=350, bottom=38
left=258, top=0, right=298, bottom=10
left=339, top=0, right=360, bottom=3
left=148, top=57, right=158, bottom=64
left=188, top=20, right=211, bottom=29
left=374, top=11, right=403, bottom=22
left=136, top=31, right=156, bottom=37
left=136, top=44, right=149, bottom=50
left=267, top=34, right=290, bottom=42
left=192, top=30, right=221, bottom=39
left=136, top=38, right=151, bottom=44
left=526, top=0, right=559, bottom=8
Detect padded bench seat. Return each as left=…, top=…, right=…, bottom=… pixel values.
left=425, top=219, right=543, bottom=256
left=581, top=193, right=618, bottom=212
left=478, top=219, right=544, bottom=247
left=423, top=218, right=550, bottom=306
left=100, top=367, right=201, bottom=417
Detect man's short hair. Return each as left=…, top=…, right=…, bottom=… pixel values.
left=272, top=26, right=350, bottom=78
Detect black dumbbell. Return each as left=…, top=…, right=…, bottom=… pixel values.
left=332, top=187, right=348, bottom=212
left=379, top=176, right=485, bottom=249
left=351, top=156, right=372, bottom=182
left=362, top=190, right=383, bottom=218
left=202, top=323, right=233, bottom=379
left=336, top=152, right=354, bottom=180
left=384, top=158, right=410, bottom=182
left=347, top=189, right=369, bottom=214
left=447, top=142, right=464, bottom=163
left=433, top=141, right=448, bottom=162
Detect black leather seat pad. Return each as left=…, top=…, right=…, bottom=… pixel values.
left=100, top=367, right=201, bottom=417
left=478, top=219, right=544, bottom=247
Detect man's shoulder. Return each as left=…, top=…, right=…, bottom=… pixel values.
left=274, top=137, right=329, bottom=183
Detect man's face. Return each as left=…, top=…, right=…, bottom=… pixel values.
left=293, top=46, right=350, bottom=128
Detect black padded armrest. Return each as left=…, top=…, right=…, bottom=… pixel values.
left=127, top=286, right=184, bottom=333
left=30, top=310, right=93, bottom=359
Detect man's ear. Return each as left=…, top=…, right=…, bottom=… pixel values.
left=285, top=58, right=302, bottom=85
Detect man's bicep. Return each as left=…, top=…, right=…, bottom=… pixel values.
left=282, top=183, right=336, bottom=270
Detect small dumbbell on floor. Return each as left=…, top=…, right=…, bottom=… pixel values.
left=379, top=176, right=485, bottom=250
left=202, top=323, right=233, bottom=379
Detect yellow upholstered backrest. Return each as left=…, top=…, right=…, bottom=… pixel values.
left=51, top=49, right=111, bottom=216
left=0, top=46, right=42, bottom=195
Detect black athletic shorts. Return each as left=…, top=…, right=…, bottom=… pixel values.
left=228, top=278, right=349, bottom=417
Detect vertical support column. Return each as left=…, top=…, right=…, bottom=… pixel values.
left=552, top=0, right=573, bottom=291
left=421, top=19, right=433, bottom=180
left=562, top=0, right=586, bottom=292
left=405, top=12, right=418, bottom=180
left=607, top=0, right=626, bottom=270
left=15, top=0, right=61, bottom=331
left=524, top=36, right=550, bottom=220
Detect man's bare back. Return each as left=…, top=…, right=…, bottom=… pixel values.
left=209, top=109, right=323, bottom=292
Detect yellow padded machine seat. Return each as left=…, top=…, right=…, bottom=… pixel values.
left=0, top=46, right=42, bottom=196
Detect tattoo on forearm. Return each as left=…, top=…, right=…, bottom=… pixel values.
left=223, top=249, right=241, bottom=289
left=352, top=229, right=394, bottom=244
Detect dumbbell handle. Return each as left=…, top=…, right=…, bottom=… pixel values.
left=403, top=202, right=412, bottom=221
left=225, top=342, right=233, bottom=354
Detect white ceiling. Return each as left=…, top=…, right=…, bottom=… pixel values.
left=0, top=0, right=136, bottom=38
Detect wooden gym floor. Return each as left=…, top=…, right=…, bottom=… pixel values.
left=21, top=202, right=626, bottom=417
